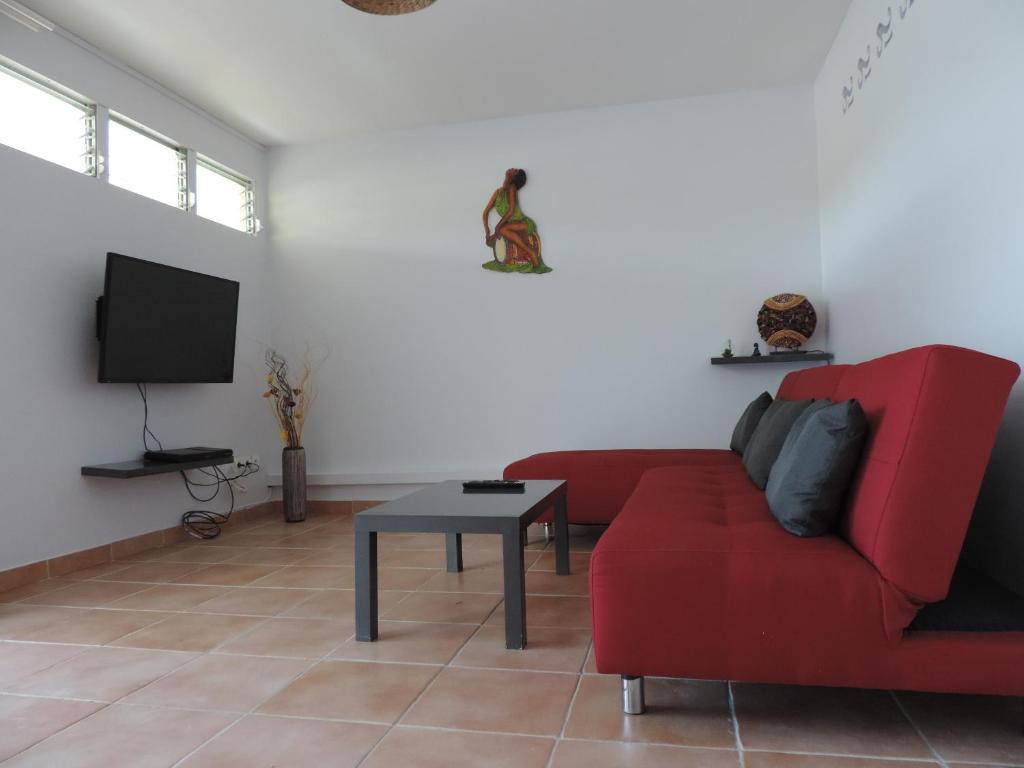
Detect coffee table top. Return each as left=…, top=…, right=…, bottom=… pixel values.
left=354, top=480, right=566, bottom=532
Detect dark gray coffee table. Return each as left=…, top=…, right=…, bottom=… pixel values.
left=354, top=479, right=569, bottom=649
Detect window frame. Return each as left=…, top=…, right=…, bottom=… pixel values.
left=196, top=154, right=258, bottom=234
left=0, top=57, right=98, bottom=176
left=107, top=112, right=189, bottom=211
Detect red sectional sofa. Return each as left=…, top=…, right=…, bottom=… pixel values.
left=505, top=345, right=1021, bottom=712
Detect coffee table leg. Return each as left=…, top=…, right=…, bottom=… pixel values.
left=445, top=532, right=463, bottom=572
left=554, top=493, right=570, bottom=576
left=355, top=530, right=378, bottom=641
left=502, top=526, right=527, bottom=649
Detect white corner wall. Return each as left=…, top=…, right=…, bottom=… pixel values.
left=0, top=21, right=276, bottom=571
left=814, top=0, right=1024, bottom=591
left=267, top=87, right=824, bottom=488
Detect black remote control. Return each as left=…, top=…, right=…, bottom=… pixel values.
left=462, top=480, right=526, bottom=493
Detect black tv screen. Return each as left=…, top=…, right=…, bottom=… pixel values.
left=98, top=253, right=239, bottom=383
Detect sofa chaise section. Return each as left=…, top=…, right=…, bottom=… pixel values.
left=504, top=449, right=736, bottom=525
left=509, top=345, right=1021, bottom=713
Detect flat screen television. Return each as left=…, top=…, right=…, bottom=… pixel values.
left=98, top=253, right=240, bottom=383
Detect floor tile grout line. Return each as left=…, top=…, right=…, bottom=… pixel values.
left=202, top=646, right=588, bottom=676
left=737, top=753, right=942, bottom=765
left=365, top=721, right=568, bottom=745
left=349, top=721, right=750, bottom=753
left=557, top=735, right=734, bottom=754
left=541, top=634, right=590, bottom=768
left=0, top=595, right=586, bottom=627
left=166, top=594, right=353, bottom=768
left=200, top=611, right=286, bottom=654
left=353, top=598, right=505, bottom=768
left=347, top=721, right=392, bottom=768
left=0, top=640, right=95, bottom=688
left=728, top=681, right=747, bottom=768
left=353, top=648, right=451, bottom=765
left=351, top=530, right=553, bottom=765
left=166, top=661, right=321, bottom=768
left=0, top=696, right=111, bottom=764
left=0, top=636, right=222, bottom=764
left=0, top=646, right=196, bottom=701
left=0, top=690, right=112, bottom=705
left=890, top=690, right=951, bottom=768
left=555, top=668, right=585, bottom=740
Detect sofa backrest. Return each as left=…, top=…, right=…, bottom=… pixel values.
left=777, top=345, right=1019, bottom=604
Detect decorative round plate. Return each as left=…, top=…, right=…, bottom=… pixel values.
left=341, top=0, right=436, bottom=15
left=757, top=294, right=817, bottom=349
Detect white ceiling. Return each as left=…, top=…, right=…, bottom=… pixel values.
left=23, top=0, right=852, bottom=146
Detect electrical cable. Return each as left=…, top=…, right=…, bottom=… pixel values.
left=181, top=460, right=262, bottom=540
left=137, top=383, right=163, bottom=452
left=136, top=382, right=261, bottom=540
left=181, top=464, right=234, bottom=540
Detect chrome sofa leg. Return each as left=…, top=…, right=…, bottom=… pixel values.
left=622, top=675, right=645, bottom=715
left=542, top=522, right=553, bottom=544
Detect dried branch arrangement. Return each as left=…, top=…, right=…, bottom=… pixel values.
left=263, top=348, right=316, bottom=449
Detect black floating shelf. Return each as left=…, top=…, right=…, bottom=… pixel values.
left=711, top=352, right=834, bottom=366
left=81, top=456, right=236, bottom=479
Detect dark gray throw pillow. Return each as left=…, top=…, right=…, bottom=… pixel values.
left=742, top=398, right=816, bottom=489
left=766, top=399, right=869, bottom=537
left=730, top=391, right=773, bottom=455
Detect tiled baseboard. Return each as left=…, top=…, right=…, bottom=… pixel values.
left=0, top=499, right=376, bottom=594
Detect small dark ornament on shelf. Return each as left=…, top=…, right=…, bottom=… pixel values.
left=757, top=294, right=817, bottom=351
left=722, top=339, right=734, bottom=358
left=752, top=343, right=762, bottom=357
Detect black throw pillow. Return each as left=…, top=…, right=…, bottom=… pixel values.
left=766, top=399, right=869, bottom=537
left=730, top=392, right=773, bottom=455
left=742, top=398, right=816, bottom=489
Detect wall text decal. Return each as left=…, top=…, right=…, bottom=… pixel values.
left=841, top=0, right=915, bottom=115
left=857, top=46, right=872, bottom=87
left=876, top=8, right=894, bottom=55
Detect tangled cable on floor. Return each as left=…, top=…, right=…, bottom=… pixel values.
left=181, top=461, right=261, bottom=540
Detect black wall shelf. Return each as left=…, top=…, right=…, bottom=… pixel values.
left=711, top=352, right=833, bottom=366
left=82, top=456, right=235, bottom=479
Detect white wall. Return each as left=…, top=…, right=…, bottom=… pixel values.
left=267, top=87, right=824, bottom=489
left=814, top=0, right=1024, bottom=591
left=0, top=21, right=275, bottom=570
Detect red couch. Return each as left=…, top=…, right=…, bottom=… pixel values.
left=506, top=345, right=1021, bottom=712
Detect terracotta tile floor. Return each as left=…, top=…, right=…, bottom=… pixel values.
left=0, top=509, right=1020, bottom=767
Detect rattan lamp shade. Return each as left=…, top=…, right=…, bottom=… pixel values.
left=342, top=0, right=436, bottom=14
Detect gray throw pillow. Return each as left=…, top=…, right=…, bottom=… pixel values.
left=730, top=392, right=773, bottom=455
left=766, top=399, right=869, bottom=537
left=742, top=398, right=816, bottom=489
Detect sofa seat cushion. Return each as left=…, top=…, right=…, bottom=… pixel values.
left=599, top=461, right=849, bottom=553
left=591, top=463, right=919, bottom=682
left=504, top=449, right=737, bottom=525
